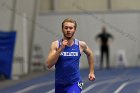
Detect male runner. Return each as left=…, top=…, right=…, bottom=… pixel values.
left=46, top=18, right=95, bottom=93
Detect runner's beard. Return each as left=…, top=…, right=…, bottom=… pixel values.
left=64, top=33, right=74, bottom=40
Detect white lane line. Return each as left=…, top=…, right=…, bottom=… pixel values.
left=15, top=81, right=54, bottom=93
left=114, top=79, right=140, bottom=93
left=114, top=82, right=128, bottom=93
left=47, top=80, right=112, bottom=93
left=47, top=89, right=55, bottom=93
left=82, top=80, right=111, bottom=93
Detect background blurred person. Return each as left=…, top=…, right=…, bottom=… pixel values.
left=96, top=26, right=114, bottom=70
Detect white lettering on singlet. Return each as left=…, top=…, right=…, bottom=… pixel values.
left=60, top=52, right=78, bottom=56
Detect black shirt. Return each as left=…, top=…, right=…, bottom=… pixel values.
left=96, top=32, right=113, bottom=46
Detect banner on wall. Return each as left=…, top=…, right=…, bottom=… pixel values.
left=0, top=31, right=16, bottom=79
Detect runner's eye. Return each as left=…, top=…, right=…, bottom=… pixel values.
left=64, top=26, right=68, bottom=29
left=69, top=27, right=73, bottom=30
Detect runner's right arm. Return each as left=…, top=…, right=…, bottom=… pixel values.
left=46, top=40, right=68, bottom=69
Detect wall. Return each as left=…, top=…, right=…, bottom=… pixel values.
left=112, top=0, right=140, bottom=10
left=54, top=0, right=108, bottom=11
left=34, top=11, right=140, bottom=68
left=1, top=0, right=140, bottom=76
left=13, top=0, right=40, bottom=75
left=0, top=0, right=13, bottom=31
left=0, top=0, right=39, bottom=75
left=39, top=0, right=140, bottom=12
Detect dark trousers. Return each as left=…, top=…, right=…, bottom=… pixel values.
left=100, top=45, right=110, bottom=69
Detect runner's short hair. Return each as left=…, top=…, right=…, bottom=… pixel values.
left=62, top=18, right=77, bottom=29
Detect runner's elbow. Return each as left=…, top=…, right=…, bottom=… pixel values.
left=47, top=65, right=52, bottom=69
left=46, top=61, right=52, bottom=69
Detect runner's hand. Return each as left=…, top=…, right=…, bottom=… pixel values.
left=61, top=40, right=68, bottom=49
left=88, top=73, right=95, bottom=81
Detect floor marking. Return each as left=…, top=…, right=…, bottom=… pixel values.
left=15, top=81, right=54, bottom=93
left=47, top=89, right=55, bottom=93
left=82, top=80, right=111, bottom=93
left=114, top=79, right=140, bottom=93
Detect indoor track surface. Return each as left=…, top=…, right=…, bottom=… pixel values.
left=0, top=67, right=140, bottom=93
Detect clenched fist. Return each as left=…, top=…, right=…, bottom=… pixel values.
left=60, top=40, right=68, bottom=49
left=88, top=73, right=95, bottom=81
